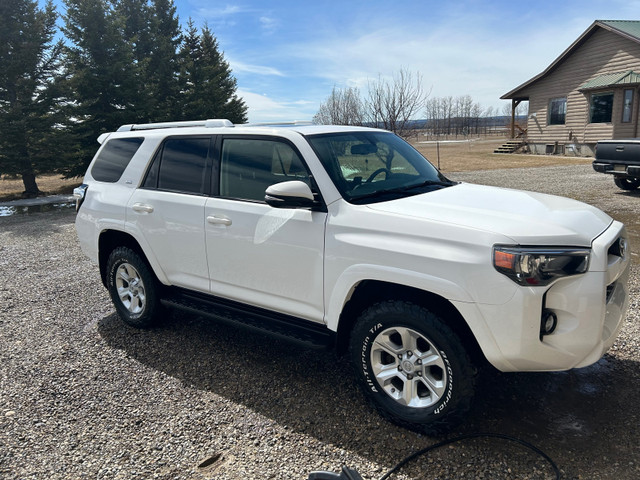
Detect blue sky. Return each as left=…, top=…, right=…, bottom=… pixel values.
left=49, top=0, right=640, bottom=122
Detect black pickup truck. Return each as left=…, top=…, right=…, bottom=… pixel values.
left=593, top=139, right=640, bottom=190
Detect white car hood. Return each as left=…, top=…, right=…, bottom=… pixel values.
left=366, top=183, right=612, bottom=246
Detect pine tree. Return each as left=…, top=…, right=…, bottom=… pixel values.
left=178, top=22, right=247, bottom=123
left=0, top=0, right=63, bottom=196
left=146, top=0, right=182, bottom=121
left=62, top=0, right=139, bottom=176
left=112, top=0, right=154, bottom=121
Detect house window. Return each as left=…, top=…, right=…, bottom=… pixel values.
left=590, top=92, right=614, bottom=123
left=548, top=98, right=567, bottom=125
left=622, top=89, right=634, bottom=123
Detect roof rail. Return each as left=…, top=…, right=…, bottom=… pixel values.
left=117, top=119, right=234, bottom=132
left=243, top=120, right=313, bottom=127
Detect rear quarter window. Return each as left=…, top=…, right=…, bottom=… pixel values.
left=91, top=137, right=144, bottom=182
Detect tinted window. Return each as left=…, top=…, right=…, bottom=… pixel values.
left=91, top=138, right=143, bottom=182
left=220, top=138, right=310, bottom=201
left=590, top=92, right=614, bottom=123
left=548, top=98, right=566, bottom=125
left=153, top=138, right=210, bottom=194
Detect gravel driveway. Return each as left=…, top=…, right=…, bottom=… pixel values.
left=1, top=164, right=638, bottom=479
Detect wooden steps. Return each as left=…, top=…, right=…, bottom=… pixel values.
left=494, top=141, right=526, bottom=154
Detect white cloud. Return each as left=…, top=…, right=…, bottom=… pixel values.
left=237, top=89, right=317, bottom=123
left=194, top=4, right=247, bottom=17
left=259, top=16, right=278, bottom=33
left=230, top=59, right=286, bottom=77
left=278, top=15, right=598, bottom=111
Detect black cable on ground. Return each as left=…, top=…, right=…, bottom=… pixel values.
left=378, top=432, right=561, bottom=480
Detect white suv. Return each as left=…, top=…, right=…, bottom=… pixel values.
left=74, top=119, right=630, bottom=432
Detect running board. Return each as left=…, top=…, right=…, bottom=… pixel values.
left=161, top=289, right=335, bottom=350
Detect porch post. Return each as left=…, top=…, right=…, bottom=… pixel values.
left=511, top=99, right=516, bottom=139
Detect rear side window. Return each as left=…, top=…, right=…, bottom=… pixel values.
left=91, top=137, right=144, bottom=182
left=143, top=137, right=211, bottom=195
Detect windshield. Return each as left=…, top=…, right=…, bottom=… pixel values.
left=306, top=131, right=453, bottom=204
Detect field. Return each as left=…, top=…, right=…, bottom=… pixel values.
left=0, top=175, right=81, bottom=202
left=412, top=137, right=591, bottom=172
left=0, top=137, right=592, bottom=202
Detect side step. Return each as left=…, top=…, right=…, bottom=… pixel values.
left=161, top=289, right=335, bottom=350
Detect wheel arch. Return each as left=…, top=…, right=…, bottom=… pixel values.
left=98, top=230, right=159, bottom=287
left=334, top=280, right=487, bottom=366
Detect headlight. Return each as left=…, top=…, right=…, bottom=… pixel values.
left=493, top=246, right=590, bottom=286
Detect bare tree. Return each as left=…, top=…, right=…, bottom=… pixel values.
left=313, top=86, right=364, bottom=126
left=365, top=69, right=428, bottom=137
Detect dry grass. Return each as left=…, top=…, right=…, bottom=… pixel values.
left=411, top=138, right=592, bottom=172
left=0, top=175, right=81, bottom=202
left=0, top=137, right=593, bottom=202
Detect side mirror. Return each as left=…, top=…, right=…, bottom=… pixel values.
left=265, top=181, right=317, bottom=209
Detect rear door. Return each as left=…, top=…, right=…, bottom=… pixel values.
left=205, top=136, right=326, bottom=323
left=127, top=136, right=212, bottom=292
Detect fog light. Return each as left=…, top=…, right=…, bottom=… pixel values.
left=540, top=310, right=557, bottom=337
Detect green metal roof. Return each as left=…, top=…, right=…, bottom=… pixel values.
left=579, top=70, right=640, bottom=90
left=599, top=20, right=640, bottom=40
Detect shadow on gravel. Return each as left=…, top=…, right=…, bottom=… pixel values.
left=98, top=310, right=640, bottom=477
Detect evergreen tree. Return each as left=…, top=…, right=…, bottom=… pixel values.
left=0, top=0, right=63, bottom=196
left=112, top=0, right=154, bottom=121
left=62, top=0, right=139, bottom=176
left=146, top=0, right=182, bottom=121
left=178, top=22, right=247, bottom=123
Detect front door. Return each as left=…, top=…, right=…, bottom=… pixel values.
left=205, top=136, right=326, bottom=323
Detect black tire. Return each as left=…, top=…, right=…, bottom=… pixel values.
left=614, top=176, right=640, bottom=190
left=105, top=247, right=162, bottom=328
left=349, top=300, right=476, bottom=433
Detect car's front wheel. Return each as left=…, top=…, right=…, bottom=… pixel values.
left=349, top=300, right=476, bottom=433
left=105, top=247, right=162, bottom=328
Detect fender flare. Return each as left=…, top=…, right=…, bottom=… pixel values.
left=325, top=264, right=474, bottom=332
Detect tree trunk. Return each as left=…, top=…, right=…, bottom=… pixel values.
left=19, top=148, right=41, bottom=198
left=21, top=172, right=41, bottom=198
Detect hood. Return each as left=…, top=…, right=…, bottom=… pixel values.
left=366, top=183, right=612, bottom=246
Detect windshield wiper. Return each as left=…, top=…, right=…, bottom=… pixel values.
left=399, top=179, right=457, bottom=191
left=350, top=179, right=456, bottom=203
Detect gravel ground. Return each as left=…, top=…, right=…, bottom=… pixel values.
left=1, top=164, right=639, bottom=480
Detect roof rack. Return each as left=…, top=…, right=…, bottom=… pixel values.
left=117, top=119, right=234, bottom=132
left=243, top=120, right=313, bottom=127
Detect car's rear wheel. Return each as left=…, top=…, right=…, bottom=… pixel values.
left=614, top=176, right=640, bottom=190
left=106, top=247, right=161, bottom=328
left=349, top=300, right=476, bottom=433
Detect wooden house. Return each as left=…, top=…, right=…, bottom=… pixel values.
left=501, top=20, right=640, bottom=156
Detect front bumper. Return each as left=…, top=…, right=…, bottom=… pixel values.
left=455, top=221, right=630, bottom=372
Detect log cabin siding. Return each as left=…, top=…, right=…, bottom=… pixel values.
left=507, top=25, right=640, bottom=151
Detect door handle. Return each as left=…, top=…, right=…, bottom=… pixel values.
left=207, top=215, right=232, bottom=226
left=132, top=203, right=154, bottom=213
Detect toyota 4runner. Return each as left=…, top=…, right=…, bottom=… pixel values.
left=74, top=119, right=630, bottom=432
